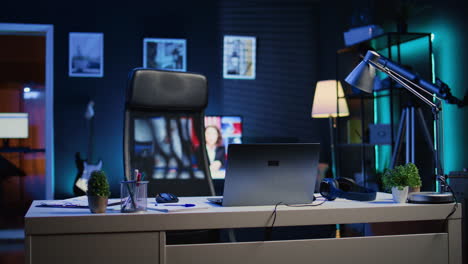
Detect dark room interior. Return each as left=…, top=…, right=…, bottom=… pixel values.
left=1, top=0, right=468, bottom=263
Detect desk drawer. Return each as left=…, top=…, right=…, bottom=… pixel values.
left=27, top=232, right=160, bottom=264
left=166, top=233, right=448, bottom=264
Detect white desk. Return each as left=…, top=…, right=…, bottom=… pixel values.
left=25, top=193, right=462, bottom=264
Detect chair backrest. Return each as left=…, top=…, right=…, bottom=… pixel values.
left=124, top=68, right=215, bottom=196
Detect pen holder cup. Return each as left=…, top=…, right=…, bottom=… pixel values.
left=120, top=180, right=148, bottom=213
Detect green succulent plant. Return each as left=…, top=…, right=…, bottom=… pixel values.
left=382, top=162, right=422, bottom=191
left=87, top=170, right=111, bottom=197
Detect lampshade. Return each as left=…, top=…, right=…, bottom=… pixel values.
left=311, top=80, right=349, bottom=118
left=344, top=60, right=376, bottom=93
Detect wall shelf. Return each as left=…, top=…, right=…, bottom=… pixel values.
left=337, top=32, right=432, bottom=54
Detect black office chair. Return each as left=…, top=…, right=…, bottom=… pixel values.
left=124, top=68, right=215, bottom=196
left=124, top=68, right=218, bottom=243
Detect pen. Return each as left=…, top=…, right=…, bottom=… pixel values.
left=163, top=204, right=196, bottom=207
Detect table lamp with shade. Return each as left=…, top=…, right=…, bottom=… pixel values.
left=311, top=80, right=349, bottom=178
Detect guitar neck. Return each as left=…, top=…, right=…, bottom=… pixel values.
left=87, top=117, right=94, bottom=163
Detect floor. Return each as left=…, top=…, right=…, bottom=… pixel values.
left=0, top=216, right=25, bottom=264
left=0, top=177, right=31, bottom=264
left=0, top=229, right=24, bottom=264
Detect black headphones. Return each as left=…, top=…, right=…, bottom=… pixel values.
left=320, top=177, right=377, bottom=201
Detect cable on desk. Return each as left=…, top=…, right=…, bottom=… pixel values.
left=441, top=180, right=458, bottom=230
left=264, top=201, right=283, bottom=241
left=264, top=196, right=327, bottom=241
left=285, top=197, right=327, bottom=208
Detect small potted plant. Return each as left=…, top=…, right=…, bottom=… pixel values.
left=406, top=162, right=422, bottom=193
left=382, top=163, right=421, bottom=203
left=87, top=170, right=111, bottom=213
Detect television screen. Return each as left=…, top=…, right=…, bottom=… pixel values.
left=130, top=115, right=242, bottom=182
left=0, top=113, right=29, bottom=139
left=129, top=114, right=219, bottom=196
left=204, top=115, right=243, bottom=179
left=132, top=116, right=205, bottom=181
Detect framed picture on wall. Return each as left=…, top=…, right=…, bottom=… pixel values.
left=69, top=32, right=104, bottom=77
left=223, top=35, right=256, bottom=80
left=143, top=38, right=187, bottom=71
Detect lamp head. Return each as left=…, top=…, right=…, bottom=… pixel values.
left=344, top=51, right=381, bottom=93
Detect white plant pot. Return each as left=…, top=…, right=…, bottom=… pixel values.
left=391, top=186, right=409, bottom=203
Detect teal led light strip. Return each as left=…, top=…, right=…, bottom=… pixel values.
left=431, top=34, right=441, bottom=191
left=373, top=91, right=379, bottom=172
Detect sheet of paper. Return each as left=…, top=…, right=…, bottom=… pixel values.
left=38, top=196, right=121, bottom=208
left=62, top=195, right=89, bottom=206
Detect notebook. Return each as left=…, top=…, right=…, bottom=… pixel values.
left=208, top=143, right=320, bottom=206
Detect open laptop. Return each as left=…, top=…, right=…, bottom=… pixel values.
left=208, top=143, right=320, bottom=206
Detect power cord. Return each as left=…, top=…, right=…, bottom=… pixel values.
left=264, top=202, right=283, bottom=241
left=440, top=176, right=459, bottom=230
left=264, top=196, right=327, bottom=241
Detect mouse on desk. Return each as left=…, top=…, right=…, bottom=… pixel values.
left=156, top=193, right=179, bottom=203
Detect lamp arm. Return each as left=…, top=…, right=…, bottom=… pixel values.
left=386, top=71, right=440, bottom=110
left=394, top=72, right=444, bottom=100
left=367, top=60, right=440, bottom=111
left=433, top=108, right=444, bottom=179
left=365, top=50, right=466, bottom=107
left=370, top=59, right=447, bottom=190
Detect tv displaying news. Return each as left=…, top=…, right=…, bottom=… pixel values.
left=132, top=116, right=204, bottom=181
left=131, top=115, right=242, bottom=181
left=204, top=115, right=243, bottom=179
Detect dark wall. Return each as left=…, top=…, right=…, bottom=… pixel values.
left=220, top=0, right=330, bottom=162
left=2, top=1, right=221, bottom=198
left=6, top=0, right=466, bottom=199
left=2, top=0, right=331, bottom=199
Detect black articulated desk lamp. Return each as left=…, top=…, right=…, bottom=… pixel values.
left=345, top=50, right=466, bottom=204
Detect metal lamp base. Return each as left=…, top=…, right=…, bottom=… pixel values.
left=407, top=191, right=455, bottom=204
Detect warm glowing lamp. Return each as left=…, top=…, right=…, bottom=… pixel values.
left=312, top=80, right=349, bottom=118
left=311, top=80, right=349, bottom=178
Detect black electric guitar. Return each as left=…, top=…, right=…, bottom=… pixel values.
left=73, top=100, right=103, bottom=196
